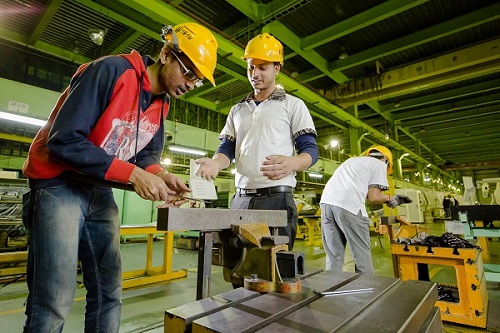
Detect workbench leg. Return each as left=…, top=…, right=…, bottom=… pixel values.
left=196, top=231, right=213, bottom=300
left=146, top=234, right=154, bottom=273
left=164, top=232, right=174, bottom=273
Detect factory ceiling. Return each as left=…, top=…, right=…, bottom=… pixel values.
left=0, top=0, right=499, bottom=181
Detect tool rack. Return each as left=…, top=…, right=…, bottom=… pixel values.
left=392, top=243, right=488, bottom=328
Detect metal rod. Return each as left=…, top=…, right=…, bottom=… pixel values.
left=315, top=287, right=374, bottom=296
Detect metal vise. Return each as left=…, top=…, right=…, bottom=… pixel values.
left=217, top=223, right=304, bottom=293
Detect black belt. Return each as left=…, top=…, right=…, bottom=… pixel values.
left=237, top=185, right=293, bottom=196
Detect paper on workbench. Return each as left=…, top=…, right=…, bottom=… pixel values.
left=188, top=159, right=218, bottom=200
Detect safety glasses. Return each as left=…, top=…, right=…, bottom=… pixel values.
left=171, top=51, right=203, bottom=88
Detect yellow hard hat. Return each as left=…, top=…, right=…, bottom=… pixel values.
left=162, top=23, right=218, bottom=86
left=243, top=33, right=283, bottom=65
left=362, top=145, right=394, bottom=175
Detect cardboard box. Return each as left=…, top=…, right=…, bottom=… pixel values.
left=175, top=237, right=198, bottom=250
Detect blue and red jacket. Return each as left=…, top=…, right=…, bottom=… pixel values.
left=23, top=50, right=169, bottom=188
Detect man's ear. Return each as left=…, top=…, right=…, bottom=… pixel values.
left=160, top=47, right=170, bottom=65
left=275, top=63, right=281, bottom=75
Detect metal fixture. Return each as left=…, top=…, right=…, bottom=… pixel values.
left=88, top=28, right=107, bottom=46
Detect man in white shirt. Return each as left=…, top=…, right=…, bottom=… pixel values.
left=196, top=33, right=318, bottom=251
left=320, top=145, right=411, bottom=274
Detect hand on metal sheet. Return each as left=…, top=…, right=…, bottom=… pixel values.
left=260, top=155, right=294, bottom=180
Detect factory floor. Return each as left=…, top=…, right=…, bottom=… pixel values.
left=1, top=219, right=499, bottom=332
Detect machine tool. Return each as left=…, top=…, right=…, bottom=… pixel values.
left=220, top=222, right=303, bottom=294
left=158, top=207, right=442, bottom=333
left=165, top=270, right=442, bottom=333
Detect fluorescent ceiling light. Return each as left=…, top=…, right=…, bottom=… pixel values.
left=168, top=145, right=206, bottom=156
left=0, top=111, right=46, bottom=126
left=308, top=172, right=323, bottom=179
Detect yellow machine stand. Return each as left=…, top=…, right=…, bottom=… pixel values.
left=392, top=243, right=488, bottom=328
left=120, top=225, right=187, bottom=289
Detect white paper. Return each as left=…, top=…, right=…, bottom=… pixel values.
left=188, top=159, right=218, bottom=200
left=445, top=221, right=465, bottom=235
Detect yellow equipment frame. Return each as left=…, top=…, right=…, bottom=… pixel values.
left=120, top=225, right=187, bottom=289
left=392, top=243, right=488, bottom=328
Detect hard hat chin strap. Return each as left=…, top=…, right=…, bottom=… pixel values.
left=161, top=25, right=180, bottom=52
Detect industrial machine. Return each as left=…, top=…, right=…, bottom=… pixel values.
left=157, top=207, right=289, bottom=299
left=158, top=207, right=442, bottom=333
left=395, top=189, right=424, bottom=223
left=165, top=270, right=442, bottom=333
left=224, top=223, right=303, bottom=294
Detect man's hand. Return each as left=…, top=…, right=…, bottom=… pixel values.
left=261, top=155, right=295, bottom=180
left=129, top=167, right=175, bottom=202
left=195, top=157, right=221, bottom=180
left=387, top=194, right=412, bottom=208
left=155, top=170, right=190, bottom=207
left=156, top=170, right=190, bottom=193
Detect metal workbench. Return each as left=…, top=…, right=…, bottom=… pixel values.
left=165, top=270, right=441, bottom=333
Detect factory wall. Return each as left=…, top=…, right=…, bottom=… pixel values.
left=0, top=77, right=471, bottom=224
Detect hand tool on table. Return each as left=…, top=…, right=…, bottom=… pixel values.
left=313, top=287, right=374, bottom=296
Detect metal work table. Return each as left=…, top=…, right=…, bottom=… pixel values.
left=165, top=270, right=441, bottom=333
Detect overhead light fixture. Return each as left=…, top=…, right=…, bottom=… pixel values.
left=168, top=145, right=206, bottom=156
left=339, top=47, right=348, bottom=60
left=308, top=172, right=323, bottom=179
left=397, top=153, right=410, bottom=177
left=0, top=111, right=46, bottom=126
left=88, top=28, right=107, bottom=46
left=330, top=139, right=338, bottom=148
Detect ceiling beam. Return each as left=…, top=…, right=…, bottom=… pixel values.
left=301, top=0, right=429, bottom=51
left=27, top=0, right=64, bottom=46
left=326, top=39, right=500, bottom=107
left=402, top=105, right=500, bottom=129
left=381, top=78, right=500, bottom=113
left=328, top=2, right=500, bottom=74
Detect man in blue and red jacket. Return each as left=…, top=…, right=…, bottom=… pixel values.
left=21, top=22, right=218, bottom=333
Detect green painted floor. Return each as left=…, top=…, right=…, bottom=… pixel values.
left=1, top=220, right=499, bottom=332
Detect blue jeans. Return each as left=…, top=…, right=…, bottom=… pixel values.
left=22, top=185, right=122, bottom=333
